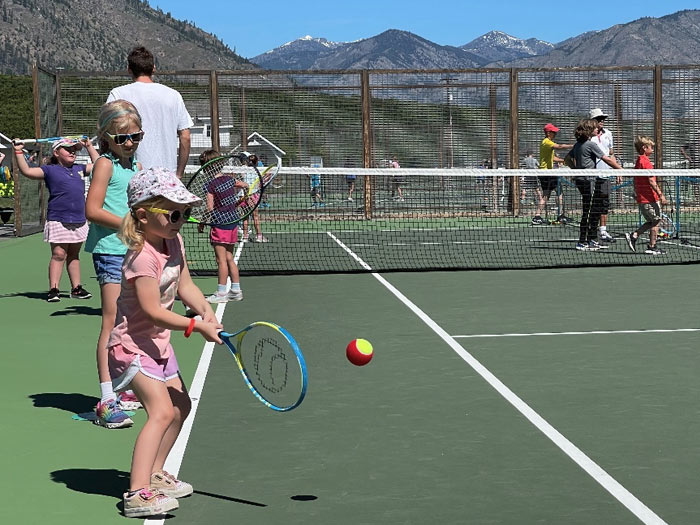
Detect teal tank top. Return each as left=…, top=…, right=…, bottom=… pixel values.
left=84, top=153, right=138, bottom=255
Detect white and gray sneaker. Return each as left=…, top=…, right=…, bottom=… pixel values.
left=227, top=289, right=243, bottom=301
left=599, top=231, right=615, bottom=243
left=205, top=293, right=229, bottom=304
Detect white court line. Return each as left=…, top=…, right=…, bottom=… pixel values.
left=144, top=242, right=244, bottom=525
left=326, top=231, right=668, bottom=525
left=455, top=328, right=700, bottom=339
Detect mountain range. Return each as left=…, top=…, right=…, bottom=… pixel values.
left=252, top=10, right=700, bottom=70
left=2, top=4, right=700, bottom=75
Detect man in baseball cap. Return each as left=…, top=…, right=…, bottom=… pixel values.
left=587, top=108, right=617, bottom=243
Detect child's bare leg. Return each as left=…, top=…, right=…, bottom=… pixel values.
left=97, top=283, right=120, bottom=383
left=252, top=209, right=262, bottom=236
left=48, top=243, right=67, bottom=289
left=534, top=188, right=545, bottom=216
left=152, top=375, right=191, bottom=474
left=65, top=242, right=83, bottom=289
left=213, top=244, right=228, bottom=286
left=226, top=247, right=240, bottom=285
left=649, top=223, right=659, bottom=246
left=128, top=373, right=176, bottom=491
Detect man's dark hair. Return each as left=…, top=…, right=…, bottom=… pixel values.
left=127, top=46, right=155, bottom=77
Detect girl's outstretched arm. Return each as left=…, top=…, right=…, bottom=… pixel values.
left=11, top=142, right=44, bottom=179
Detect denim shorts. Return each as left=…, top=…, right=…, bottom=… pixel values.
left=92, top=253, right=124, bottom=285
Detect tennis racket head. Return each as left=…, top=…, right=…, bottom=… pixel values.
left=220, top=322, right=308, bottom=412
left=659, top=212, right=676, bottom=236
left=260, top=155, right=283, bottom=189
left=186, top=153, right=264, bottom=226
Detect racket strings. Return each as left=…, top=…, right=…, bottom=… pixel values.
left=240, top=330, right=302, bottom=407
left=252, top=337, right=289, bottom=394
left=189, top=156, right=262, bottom=225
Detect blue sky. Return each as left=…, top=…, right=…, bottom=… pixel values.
left=152, top=1, right=699, bottom=59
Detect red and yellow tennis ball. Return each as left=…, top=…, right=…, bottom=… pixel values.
left=346, top=338, right=374, bottom=366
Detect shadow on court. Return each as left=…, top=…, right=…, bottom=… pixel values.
left=29, top=393, right=98, bottom=414
left=0, top=291, right=51, bottom=301
left=194, top=489, right=267, bottom=507
left=50, top=468, right=128, bottom=499
left=49, top=305, right=102, bottom=317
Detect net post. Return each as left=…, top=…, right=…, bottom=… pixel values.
left=653, top=65, right=663, bottom=168
left=209, top=70, right=220, bottom=153
left=509, top=68, right=520, bottom=216
left=361, top=70, right=373, bottom=219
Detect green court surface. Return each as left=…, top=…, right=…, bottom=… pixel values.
left=3, top=233, right=700, bottom=524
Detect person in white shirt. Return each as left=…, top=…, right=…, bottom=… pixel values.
left=107, top=47, right=193, bottom=179
left=588, top=108, right=620, bottom=243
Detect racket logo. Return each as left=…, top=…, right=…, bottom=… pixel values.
left=253, top=338, right=289, bottom=394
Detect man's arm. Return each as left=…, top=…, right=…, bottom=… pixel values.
left=176, top=128, right=191, bottom=179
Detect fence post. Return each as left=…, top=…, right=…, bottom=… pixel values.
left=209, top=70, right=220, bottom=153
left=31, top=64, right=46, bottom=227
left=510, top=68, right=520, bottom=216
left=654, top=65, right=663, bottom=168
left=240, top=86, right=247, bottom=152
left=56, top=69, right=63, bottom=137
left=361, top=70, right=373, bottom=219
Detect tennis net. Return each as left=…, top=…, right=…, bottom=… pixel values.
left=182, top=168, right=700, bottom=275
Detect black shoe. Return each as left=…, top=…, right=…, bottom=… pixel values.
left=70, top=285, right=92, bottom=299
left=47, top=288, right=60, bottom=302
left=531, top=215, right=544, bottom=225
left=645, top=245, right=666, bottom=255
left=625, top=233, right=637, bottom=252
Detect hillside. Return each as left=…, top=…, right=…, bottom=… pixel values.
left=495, top=10, right=700, bottom=68
left=0, top=0, right=253, bottom=74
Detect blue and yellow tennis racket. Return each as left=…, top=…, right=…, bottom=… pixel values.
left=219, top=322, right=308, bottom=412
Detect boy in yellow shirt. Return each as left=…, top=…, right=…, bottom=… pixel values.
left=533, top=123, right=572, bottom=225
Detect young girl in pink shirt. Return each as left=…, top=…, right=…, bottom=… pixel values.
left=109, top=167, right=222, bottom=517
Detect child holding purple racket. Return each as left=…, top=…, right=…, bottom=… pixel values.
left=13, top=137, right=98, bottom=302
left=197, top=149, right=246, bottom=303
left=110, top=167, right=221, bottom=517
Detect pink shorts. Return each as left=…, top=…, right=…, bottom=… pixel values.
left=108, top=344, right=181, bottom=392
left=210, top=226, right=238, bottom=245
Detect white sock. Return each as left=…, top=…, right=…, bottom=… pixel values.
left=217, top=284, right=227, bottom=295
left=599, top=226, right=607, bottom=233
left=230, top=282, right=241, bottom=291
left=100, top=381, right=116, bottom=404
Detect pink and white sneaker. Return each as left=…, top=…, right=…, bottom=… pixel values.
left=117, top=391, right=143, bottom=410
